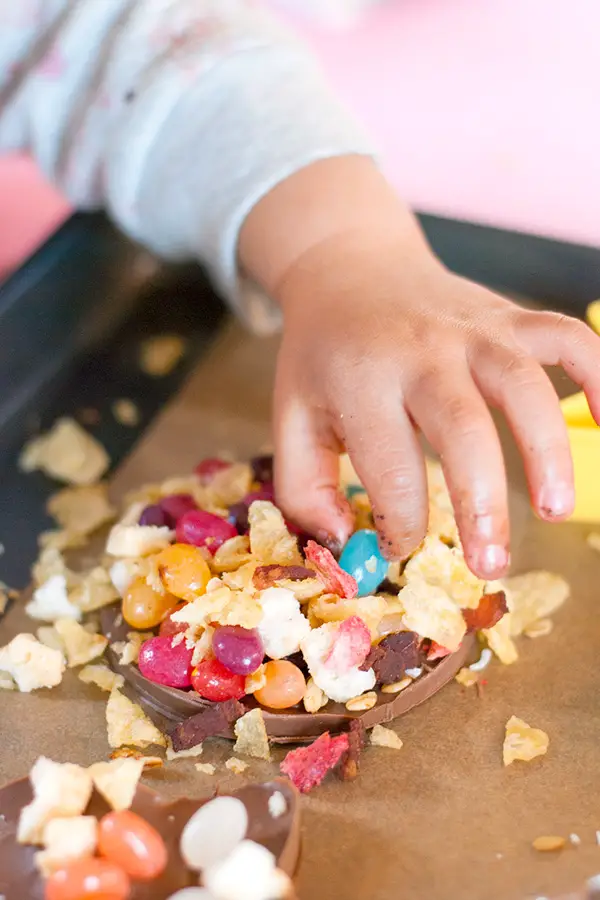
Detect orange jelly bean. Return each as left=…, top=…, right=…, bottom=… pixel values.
left=122, top=577, right=179, bottom=629
left=155, top=543, right=211, bottom=602
left=98, top=810, right=167, bottom=880
left=254, top=660, right=306, bottom=709
left=45, top=858, right=130, bottom=900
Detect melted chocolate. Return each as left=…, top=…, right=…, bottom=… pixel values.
left=101, top=605, right=476, bottom=744
left=0, top=778, right=299, bottom=900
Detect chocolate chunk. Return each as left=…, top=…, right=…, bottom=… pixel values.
left=250, top=454, right=274, bottom=484
left=462, top=591, right=507, bottom=632
left=360, top=632, right=421, bottom=684
left=337, top=719, right=366, bottom=782
left=170, top=699, right=245, bottom=752
left=253, top=564, right=317, bottom=590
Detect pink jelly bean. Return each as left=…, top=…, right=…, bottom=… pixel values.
left=138, top=636, right=193, bottom=688
left=176, top=509, right=237, bottom=554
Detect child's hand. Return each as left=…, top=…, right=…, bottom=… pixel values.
left=240, top=158, right=600, bottom=579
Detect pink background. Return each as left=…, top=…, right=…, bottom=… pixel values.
left=0, top=0, right=597, bottom=278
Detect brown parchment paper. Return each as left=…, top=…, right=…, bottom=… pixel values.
left=2, top=321, right=600, bottom=900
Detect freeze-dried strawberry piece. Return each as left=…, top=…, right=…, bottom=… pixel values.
left=280, top=732, right=350, bottom=794
left=337, top=719, right=366, bottom=782
left=252, top=564, right=316, bottom=590
left=360, top=631, right=421, bottom=683
left=427, top=641, right=452, bottom=662
left=463, top=591, right=508, bottom=632
left=304, top=540, right=358, bottom=599
left=325, top=616, right=371, bottom=673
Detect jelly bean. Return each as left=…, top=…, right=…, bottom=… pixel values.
left=138, top=504, right=170, bottom=527
left=212, top=625, right=264, bottom=675
left=160, top=493, right=197, bottom=526
left=227, top=501, right=250, bottom=534
left=98, top=809, right=167, bottom=880
left=250, top=455, right=273, bottom=485
left=195, top=457, right=231, bottom=485
left=159, top=603, right=189, bottom=637
left=45, top=858, right=130, bottom=900
left=254, top=660, right=306, bottom=709
left=338, top=529, right=388, bottom=597
left=191, top=658, right=246, bottom=701
left=138, top=635, right=193, bottom=688
left=176, top=510, right=237, bottom=554
left=122, top=577, right=179, bottom=629
left=180, top=796, right=248, bottom=872
left=156, top=543, right=211, bottom=602
left=245, top=486, right=275, bottom=505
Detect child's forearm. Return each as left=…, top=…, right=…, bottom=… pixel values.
left=0, top=0, right=373, bottom=330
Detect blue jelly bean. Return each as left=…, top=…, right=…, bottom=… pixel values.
left=346, top=484, right=367, bottom=500
left=339, top=529, right=388, bottom=597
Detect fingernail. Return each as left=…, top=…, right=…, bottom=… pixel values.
left=316, top=529, right=343, bottom=557
left=471, top=544, right=510, bottom=579
left=538, top=483, right=575, bottom=519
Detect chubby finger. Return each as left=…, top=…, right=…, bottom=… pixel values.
left=406, top=364, right=509, bottom=579
left=472, top=342, right=574, bottom=520
left=516, top=310, right=600, bottom=422
left=339, top=391, right=428, bottom=560
left=273, top=391, right=353, bottom=551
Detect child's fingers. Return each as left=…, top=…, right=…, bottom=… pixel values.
left=472, top=343, right=574, bottom=520
left=405, top=364, right=509, bottom=580
left=339, top=393, right=428, bottom=560
left=273, top=392, right=353, bottom=551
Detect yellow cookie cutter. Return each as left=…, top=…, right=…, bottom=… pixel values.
left=559, top=300, right=600, bottom=521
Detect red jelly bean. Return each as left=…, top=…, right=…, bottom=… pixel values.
left=98, top=810, right=167, bottom=880
left=158, top=603, right=189, bottom=638
left=195, top=457, right=231, bottom=484
left=138, top=635, right=193, bottom=688
left=159, top=493, right=197, bottom=527
left=45, top=859, right=130, bottom=900
left=191, top=658, right=246, bottom=702
left=176, top=509, right=237, bottom=554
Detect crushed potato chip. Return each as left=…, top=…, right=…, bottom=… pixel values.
left=139, top=334, right=186, bottom=376
left=111, top=398, right=140, bottom=427
left=370, top=725, right=404, bottom=750
left=0, top=633, right=65, bottom=692
left=89, top=758, right=144, bottom=811
left=503, top=571, right=570, bottom=636
left=245, top=664, right=268, bottom=695
left=404, top=536, right=483, bottom=609
left=483, top=609, right=518, bottom=665
left=18, top=757, right=93, bottom=845
left=211, top=536, right=253, bottom=573
left=204, top=462, right=252, bottom=508
left=78, top=664, right=124, bottom=692
left=166, top=739, right=204, bottom=761
left=307, top=592, right=389, bottom=638
left=106, top=522, right=174, bottom=558
left=171, top=586, right=261, bottom=631
left=111, top=631, right=153, bottom=666
left=233, top=708, right=271, bottom=761
left=0, top=671, right=16, bottom=690
left=524, top=618, right=554, bottom=639
left=19, top=418, right=109, bottom=485
left=195, top=762, right=216, bottom=776
left=70, top=566, right=119, bottom=613
left=400, top=579, right=466, bottom=652
left=47, top=484, right=115, bottom=537
left=225, top=757, right=249, bottom=775
left=26, top=574, right=82, bottom=622
left=455, top=667, right=479, bottom=688
left=36, top=626, right=65, bottom=652
left=587, top=531, right=600, bottom=553
left=503, top=716, right=549, bottom=766
left=33, top=547, right=76, bottom=588
left=248, top=501, right=302, bottom=567
left=35, top=816, right=98, bottom=876
left=106, top=689, right=166, bottom=749
left=54, top=618, right=107, bottom=667
left=38, top=529, right=88, bottom=552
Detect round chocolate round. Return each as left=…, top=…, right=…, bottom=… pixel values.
left=101, top=605, right=477, bottom=745
left=0, top=777, right=300, bottom=900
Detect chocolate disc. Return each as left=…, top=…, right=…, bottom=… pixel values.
left=0, top=777, right=300, bottom=900
left=101, top=605, right=477, bottom=744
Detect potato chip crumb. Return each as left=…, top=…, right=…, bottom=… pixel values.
left=404, top=536, right=483, bottom=609
left=0, top=634, right=65, bottom=692
left=78, top=664, right=124, bottom=693
left=139, top=335, right=186, bottom=377
left=112, top=398, right=140, bottom=427
left=225, top=757, right=249, bottom=775
left=455, top=667, right=479, bottom=688
left=19, top=418, right=109, bottom=485
left=109, top=748, right=163, bottom=769
left=370, top=725, right=403, bottom=750
left=195, top=762, right=216, bottom=776
left=503, top=571, right=569, bottom=637
left=248, top=501, right=302, bottom=567
left=245, top=664, right=267, bottom=695
left=106, top=522, right=173, bottom=558
left=111, top=631, right=153, bottom=666
left=587, top=532, right=600, bottom=553
left=569, top=833, right=581, bottom=846
left=47, top=484, right=115, bottom=537
left=89, top=758, right=144, bottom=811
left=36, top=625, right=65, bottom=653
left=524, top=619, right=554, bottom=639
left=54, top=618, right=108, bottom=668
left=35, top=816, right=97, bottom=877
left=268, top=791, right=287, bottom=818
left=0, top=671, right=16, bottom=690
left=532, top=835, right=565, bottom=852
left=70, top=567, right=118, bottom=614
left=26, top=574, right=82, bottom=623
left=18, top=757, right=93, bottom=845
left=166, top=739, right=204, bottom=761
left=106, top=689, right=166, bottom=749
left=233, top=708, right=271, bottom=761
left=400, top=579, right=466, bottom=652
left=484, top=611, right=518, bottom=666
left=503, top=716, right=549, bottom=766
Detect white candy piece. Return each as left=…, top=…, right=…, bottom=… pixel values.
left=180, top=797, right=248, bottom=873
left=167, top=891, right=215, bottom=900
left=106, top=523, right=174, bottom=558
left=256, top=588, right=311, bottom=660
left=301, top=623, right=375, bottom=703
left=109, top=560, right=140, bottom=598
left=204, top=840, right=291, bottom=900
left=26, top=574, right=82, bottom=622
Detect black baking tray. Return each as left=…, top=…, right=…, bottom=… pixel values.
left=0, top=210, right=599, bottom=587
